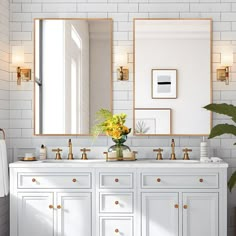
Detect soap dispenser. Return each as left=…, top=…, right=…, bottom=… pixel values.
left=39, top=144, right=47, bottom=160
left=200, top=136, right=208, bottom=161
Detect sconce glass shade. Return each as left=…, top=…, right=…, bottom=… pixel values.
left=221, top=53, right=233, bottom=67
left=116, top=53, right=127, bottom=66
left=12, top=46, right=24, bottom=65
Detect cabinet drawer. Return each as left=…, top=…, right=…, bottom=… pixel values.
left=100, top=217, right=133, bottom=236
left=18, top=172, right=91, bottom=189
left=99, top=173, right=133, bottom=189
left=100, top=193, right=133, bottom=213
left=141, top=173, right=218, bottom=189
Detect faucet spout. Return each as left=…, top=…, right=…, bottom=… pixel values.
left=68, top=139, right=74, bottom=160
left=170, top=139, right=176, bottom=160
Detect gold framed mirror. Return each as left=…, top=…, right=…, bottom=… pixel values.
left=134, top=18, right=212, bottom=136
left=34, top=18, right=113, bottom=136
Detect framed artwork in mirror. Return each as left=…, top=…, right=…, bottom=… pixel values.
left=134, top=108, right=171, bottom=135
left=152, top=69, right=177, bottom=99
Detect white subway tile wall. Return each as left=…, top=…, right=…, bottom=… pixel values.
left=0, top=0, right=235, bottom=235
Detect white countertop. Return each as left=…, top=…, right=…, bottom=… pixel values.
left=9, top=158, right=229, bottom=168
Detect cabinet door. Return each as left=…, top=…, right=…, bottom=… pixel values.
left=57, top=192, right=92, bottom=236
left=183, top=193, right=218, bottom=236
left=142, top=193, right=179, bottom=236
left=17, top=192, right=54, bottom=236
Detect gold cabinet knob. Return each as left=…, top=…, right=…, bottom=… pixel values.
left=49, top=205, right=54, bottom=209
left=199, top=178, right=204, bottom=183
left=115, top=229, right=119, bottom=233
left=174, top=204, right=179, bottom=209
left=115, top=178, right=119, bottom=183
left=156, top=178, right=161, bottom=182
left=183, top=205, right=188, bottom=209
left=72, top=178, right=77, bottom=182
left=57, top=205, right=62, bottom=209
left=32, top=178, right=36, bottom=182
left=115, top=201, right=119, bottom=205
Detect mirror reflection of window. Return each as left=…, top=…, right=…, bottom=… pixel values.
left=42, top=20, right=65, bottom=134
left=65, top=21, right=90, bottom=134
left=34, top=19, right=112, bottom=135
left=71, top=59, right=77, bottom=133
left=70, top=25, right=82, bottom=134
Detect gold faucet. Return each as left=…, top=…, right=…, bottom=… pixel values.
left=80, top=148, right=91, bottom=160
left=68, top=139, right=74, bottom=160
left=170, top=139, right=176, bottom=160
left=153, top=148, right=163, bottom=160
left=52, top=148, right=62, bottom=160
left=183, top=148, right=192, bottom=160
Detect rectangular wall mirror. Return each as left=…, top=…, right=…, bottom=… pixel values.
left=34, top=18, right=112, bottom=135
left=134, top=19, right=212, bottom=136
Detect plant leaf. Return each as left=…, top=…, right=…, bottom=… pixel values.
left=204, top=103, right=236, bottom=123
left=228, top=171, right=236, bottom=192
left=208, top=124, right=236, bottom=139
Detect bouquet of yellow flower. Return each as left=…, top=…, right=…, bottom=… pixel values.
left=92, top=109, right=131, bottom=139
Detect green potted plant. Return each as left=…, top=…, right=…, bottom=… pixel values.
left=204, top=103, right=236, bottom=191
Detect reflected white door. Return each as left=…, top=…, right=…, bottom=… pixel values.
left=183, top=193, right=218, bottom=236
left=57, top=192, right=92, bottom=236
left=18, top=192, right=54, bottom=236
left=142, top=193, right=179, bottom=236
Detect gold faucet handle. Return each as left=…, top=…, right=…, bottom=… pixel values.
left=80, top=148, right=91, bottom=160
left=52, top=148, right=62, bottom=160
left=153, top=148, right=163, bottom=160
left=182, top=148, right=192, bottom=160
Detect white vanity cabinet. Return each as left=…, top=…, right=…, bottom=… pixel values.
left=10, top=161, right=228, bottom=236
left=17, top=192, right=54, bottom=236
left=97, top=171, right=135, bottom=236
left=139, top=170, right=224, bottom=236
left=17, top=191, right=91, bottom=236
left=10, top=168, right=93, bottom=236
left=141, top=192, right=218, bottom=236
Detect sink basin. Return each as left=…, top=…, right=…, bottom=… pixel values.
left=41, top=159, right=105, bottom=163
left=40, top=159, right=199, bottom=164
left=139, top=159, right=200, bottom=163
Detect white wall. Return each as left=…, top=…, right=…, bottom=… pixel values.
left=0, top=0, right=9, bottom=235
left=7, top=0, right=236, bottom=235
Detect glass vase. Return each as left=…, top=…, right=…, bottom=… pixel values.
left=108, top=135, right=131, bottom=159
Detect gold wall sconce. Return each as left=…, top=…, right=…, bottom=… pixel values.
left=117, top=66, right=129, bottom=81
left=12, top=46, right=31, bottom=85
left=217, top=53, right=233, bottom=85
left=116, top=53, right=129, bottom=81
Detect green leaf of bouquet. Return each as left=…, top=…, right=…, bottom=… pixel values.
left=228, top=171, right=236, bottom=192
left=204, top=103, right=236, bottom=123
left=208, top=124, right=236, bottom=139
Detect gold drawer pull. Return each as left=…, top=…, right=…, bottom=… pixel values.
left=57, top=205, right=62, bottom=209
left=32, top=178, right=36, bottom=182
left=183, top=205, right=188, bottom=209
left=49, top=205, right=54, bottom=209
left=174, top=204, right=179, bottom=209
left=115, top=229, right=119, bottom=233
left=156, top=178, right=161, bottom=182
left=199, top=178, right=204, bottom=183
left=115, top=178, right=119, bottom=183
left=115, top=201, right=119, bottom=205
left=72, top=178, right=77, bottom=182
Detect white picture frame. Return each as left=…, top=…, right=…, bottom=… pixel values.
left=135, top=109, right=171, bottom=135
left=152, top=69, right=177, bottom=99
